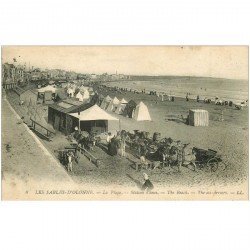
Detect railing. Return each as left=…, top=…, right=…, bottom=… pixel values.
left=3, top=83, right=17, bottom=90
left=30, top=118, right=55, bottom=140
left=77, top=146, right=100, bottom=167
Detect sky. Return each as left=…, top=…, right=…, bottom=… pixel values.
left=1, top=46, right=248, bottom=79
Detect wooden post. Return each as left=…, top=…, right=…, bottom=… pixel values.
left=220, top=110, right=224, bottom=121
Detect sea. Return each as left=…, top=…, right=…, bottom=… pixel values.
left=104, top=77, right=248, bottom=104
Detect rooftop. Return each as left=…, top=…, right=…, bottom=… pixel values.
left=49, top=98, right=92, bottom=113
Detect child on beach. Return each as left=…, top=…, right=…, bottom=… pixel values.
left=67, top=151, right=74, bottom=172
left=142, top=173, right=154, bottom=191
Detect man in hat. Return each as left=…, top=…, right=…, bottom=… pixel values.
left=142, top=173, right=154, bottom=191
left=73, top=126, right=79, bottom=139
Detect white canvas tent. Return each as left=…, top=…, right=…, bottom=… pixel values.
left=115, top=98, right=128, bottom=114
left=79, top=86, right=88, bottom=92
left=107, top=97, right=120, bottom=112
left=67, top=87, right=75, bottom=97
left=70, top=104, right=119, bottom=121
left=120, top=98, right=128, bottom=103
left=133, top=101, right=152, bottom=121
left=76, top=91, right=84, bottom=102
left=82, top=89, right=90, bottom=100
left=69, top=104, right=119, bottom=133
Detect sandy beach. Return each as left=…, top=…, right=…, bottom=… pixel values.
left=93, top=85, right=248, bottom=186
left=3, top=84, right=248, bottom=195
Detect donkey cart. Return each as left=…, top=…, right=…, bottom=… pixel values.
left=192, top=147, right=227, bottom=172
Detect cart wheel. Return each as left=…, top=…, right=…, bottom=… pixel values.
left=207, top=158, right=219, bottom=172
left=218, top=161, right=227, bottom=171
left=195, top=161, right=202, bottom=170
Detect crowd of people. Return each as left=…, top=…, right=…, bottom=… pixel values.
left=96, top=84, right=249, bottom=108
left=99, top=129, right=197, bottom=171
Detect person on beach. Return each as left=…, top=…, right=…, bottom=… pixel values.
left=67, top=151, right=74, bottom=172
left=108, top=136, right=118, bottom=156
left=197, top=95, right=200, bottom=102
left=106, top=132, right=112, bottom=143
left=163, top=144, right=172, bottom=166
left=162, top=147, right=168, bottom=166
left=142, top=173, right=154, bottom=191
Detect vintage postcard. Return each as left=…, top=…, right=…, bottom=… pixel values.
left=1, top=46, right=248, bottom=200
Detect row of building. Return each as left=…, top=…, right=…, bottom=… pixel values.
left=2, top=62, right=131, bottom=89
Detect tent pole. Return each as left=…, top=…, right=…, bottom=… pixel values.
left=119, top=119, right=121, bottom=131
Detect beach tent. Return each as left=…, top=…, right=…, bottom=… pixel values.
left=67, top=87, right=75, bottom=97
left=133, top=101, right=152, bottom=121
left=79, top=86, right=88, bottom=92
left=98, top=94, right=105, bottom=106
left=88, top=87, right=94, bottom=96
left=70, top=104, right=119, bottom=121
left=82, top=89, right=90, bottom=100
left=76, top=91, right=84, bottom=102
left=100, top=95, right=112, bottom=110
left=123, top=100, right=137, bottom=118
left=101, top=96, right=113, bottom=110
left=120, top=98, right=128, bottom=104
left=38, top=85, right=57, bottom=93
left=89, top=93, right=99, bottom=105
left=69, top=104, right=119, bottom=134
left=115, top=98, right=128, bottom=114
left=188, top=109, right=209, bottom=126
left=107, top=97, right=120, bottom=112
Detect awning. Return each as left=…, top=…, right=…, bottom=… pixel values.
left=69, top=104, right=119, bottom=121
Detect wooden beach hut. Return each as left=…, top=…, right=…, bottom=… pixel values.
left=48, top=98, right=91, bottom=134
left=13, top=86, right=38, bottom=105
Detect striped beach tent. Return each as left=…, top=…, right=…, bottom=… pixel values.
left=188, top=109, right=209, bottom=126
left=115, top=98, right=128, bottom=114
left=100, top=95, right=112, bottom=110
left=106, top=97, right=120, bottom=112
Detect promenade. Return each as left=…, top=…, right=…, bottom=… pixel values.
left=1, top=99, right=73, bottom=200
